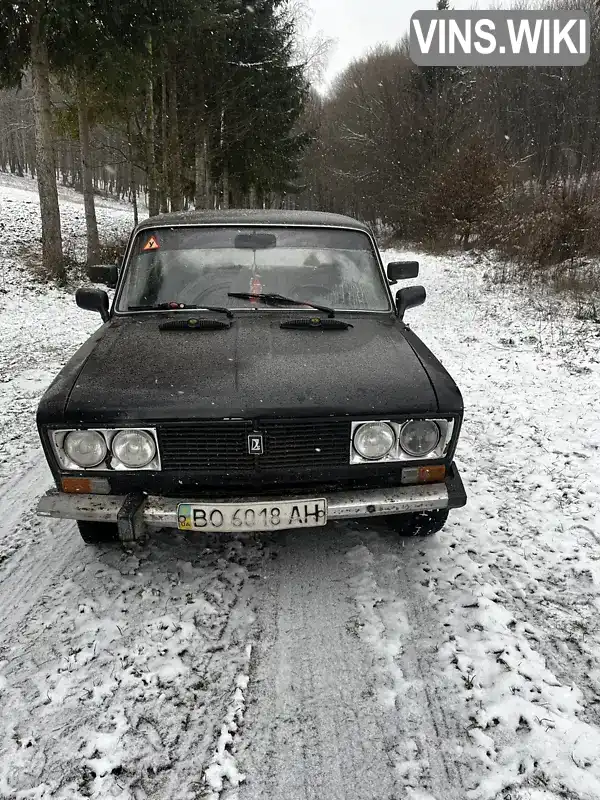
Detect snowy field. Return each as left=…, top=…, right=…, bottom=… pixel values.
left=1, top=173, right=600, bottom=800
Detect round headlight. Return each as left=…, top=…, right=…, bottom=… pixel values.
left=399, top=420, right=441, bottom=457
left=112, top=430, right=156, bottom=469
left=64, top=430, right=107, bottom=468
left=353, top=422, right=396, bottom=461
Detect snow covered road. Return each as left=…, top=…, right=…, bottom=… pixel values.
left=1, top=176, right=600, bottom=799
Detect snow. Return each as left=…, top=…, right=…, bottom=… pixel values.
left=0, top=172, right=134, bottom=481
left=203, top=647, right=252, bottom=798
left=0, top=173, right=600, bottom=798
left=384, top=248, right=600, bottom=800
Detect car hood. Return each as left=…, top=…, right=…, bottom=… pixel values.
left=60, top=315, right=452, bottom=423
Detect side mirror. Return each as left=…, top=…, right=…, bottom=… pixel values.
left=86, top=264, right=119, bottom=288
left=396, top=286, right=426, bottom=319
left=387, top=261, right=419, bottom=282
left=76, top=287, right=110, bottom=323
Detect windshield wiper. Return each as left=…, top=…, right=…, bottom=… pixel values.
left=227, top=292, right=335, bottom=318
left=127, top=302, right=233, bottom=319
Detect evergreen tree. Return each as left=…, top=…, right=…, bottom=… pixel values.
left=216, top=0, right=308, bottom=205
left=0, top=0, right=311, bottom=277
left=0, top=2, right=65, bottom=279
left=177, top=0, right=308, bottom=208
left=0, top=1, right=195, bottom=274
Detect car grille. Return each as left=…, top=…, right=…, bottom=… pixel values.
left=157, top=419, right=351, bottom=474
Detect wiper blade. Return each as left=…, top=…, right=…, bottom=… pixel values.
left=127, top=302, right=233, bottom=319
left=227, top=292, right=335, bottom=318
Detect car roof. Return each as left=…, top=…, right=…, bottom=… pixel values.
left=134, top=209, right=373, bottom=234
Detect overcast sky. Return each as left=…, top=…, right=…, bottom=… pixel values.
left=306, top=0, right=516, bottom=90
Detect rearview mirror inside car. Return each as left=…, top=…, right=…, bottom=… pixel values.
left=387, top=261, right=419, bottom=282
left=76, top=287, right=110, bottom=322
left=396, top=286, right=426, bottom=319
left=235, top=233, right=277, bottom=249
left=86, top=264, right=119, bottom=288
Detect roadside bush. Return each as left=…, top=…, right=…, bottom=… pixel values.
left=13, top=243, right=77, bottom=287
left=419, top=137, right=507, bottom=251
left=479, top=179, right=600, bottom=319
left=481, top=180, right=593, bottom=270
left=97, top=234, right=129, bottom=266
left=17, top=233, right=130, bottom=288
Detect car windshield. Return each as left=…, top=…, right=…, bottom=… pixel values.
left=117, top=226, right=391, bottom=312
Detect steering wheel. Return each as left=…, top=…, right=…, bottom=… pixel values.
left=289, top=283, right=332, bottom=301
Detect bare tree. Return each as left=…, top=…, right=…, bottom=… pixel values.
left=30, top=5, right=64, bottom=280
left=76, top=69, right=100, bottom=264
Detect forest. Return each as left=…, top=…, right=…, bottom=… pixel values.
left=1, top=0, right=600, bottom=299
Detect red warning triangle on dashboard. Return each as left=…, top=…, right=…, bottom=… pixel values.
left=143, top=235, right=160, bottom=251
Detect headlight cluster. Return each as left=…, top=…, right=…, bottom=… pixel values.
left=351, top=419, right=453, bottom=464
left=111, top=430, right=157, bottom=468
left=399, top=420, right=441, bottom=457
left=51, top=428, right=160, bottom=471
left=353, top=421, right=396, bottom=460
left=63, top=430, right=107, bottom=468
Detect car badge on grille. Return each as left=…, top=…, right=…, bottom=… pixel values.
left=248, top=434, right=264, bottom=455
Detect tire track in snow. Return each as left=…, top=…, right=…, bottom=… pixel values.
left=0, top=522, right=83, bottom=642
left=0, top=450, right=264, bottom=799
left=345, top=525, right=467, bottom=800
left=0, top=530, right=267, bottom=799
left=238, top=524, right=398, bottom=800
left=0, top=455, right=86, bottom=644
left=161, top=560, right=258, bottom=799
left=0, top=452, right=51, bottom=547
left=485, top=556, right=600, bottom=729
left=236, top=523, right=466, bottom=800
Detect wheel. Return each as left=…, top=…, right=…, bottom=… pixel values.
left=76, top=520, right=119, bottom=544
left=386, top=509, right=449, bottom=537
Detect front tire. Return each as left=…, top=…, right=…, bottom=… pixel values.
left=76, top=520, right=119, bottom=544
left=386, top=509, right=449, bottom=537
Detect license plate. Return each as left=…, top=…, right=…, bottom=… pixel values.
left=177, top=499, right=328, bottom=533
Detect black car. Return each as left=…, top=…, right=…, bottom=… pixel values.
left=36, top=210, right=466, bottom=544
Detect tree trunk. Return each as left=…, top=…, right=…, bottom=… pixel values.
left=167, top=48, right=183, bottom=212
left=76, top=69, right=101, bottom=265
left=8, top=131, right=17, bottom=173
left=194, top=123, right=208, bottom=210
left=20, top=126, right=28, bottom=177
left=222, top=163, right=229, bottom=209
left=159, top=53, right=169, bottom=213
left=194, top=123, right=212, bottom=210
left=219, top=105, right=228, bottom=209
left=146, top=34, right=159, bottom=217
left=194, top=129, right=204, bottom=210
left=230, top=181, right=243, bottom=208
left=127, top=118, right=139, bottom=227
left=203, top=130, right=212, bottom=209
left=31, top=6, right=64, bottom=281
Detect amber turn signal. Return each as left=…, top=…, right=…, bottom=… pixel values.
left=418, top=465, right=446, bottom=483
left=61, top=477, right=110, bottom=494
left=402, top=465, right=446, bottom=485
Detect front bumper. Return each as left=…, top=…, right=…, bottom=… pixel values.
left=37, top=466, right=466, bottom=541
